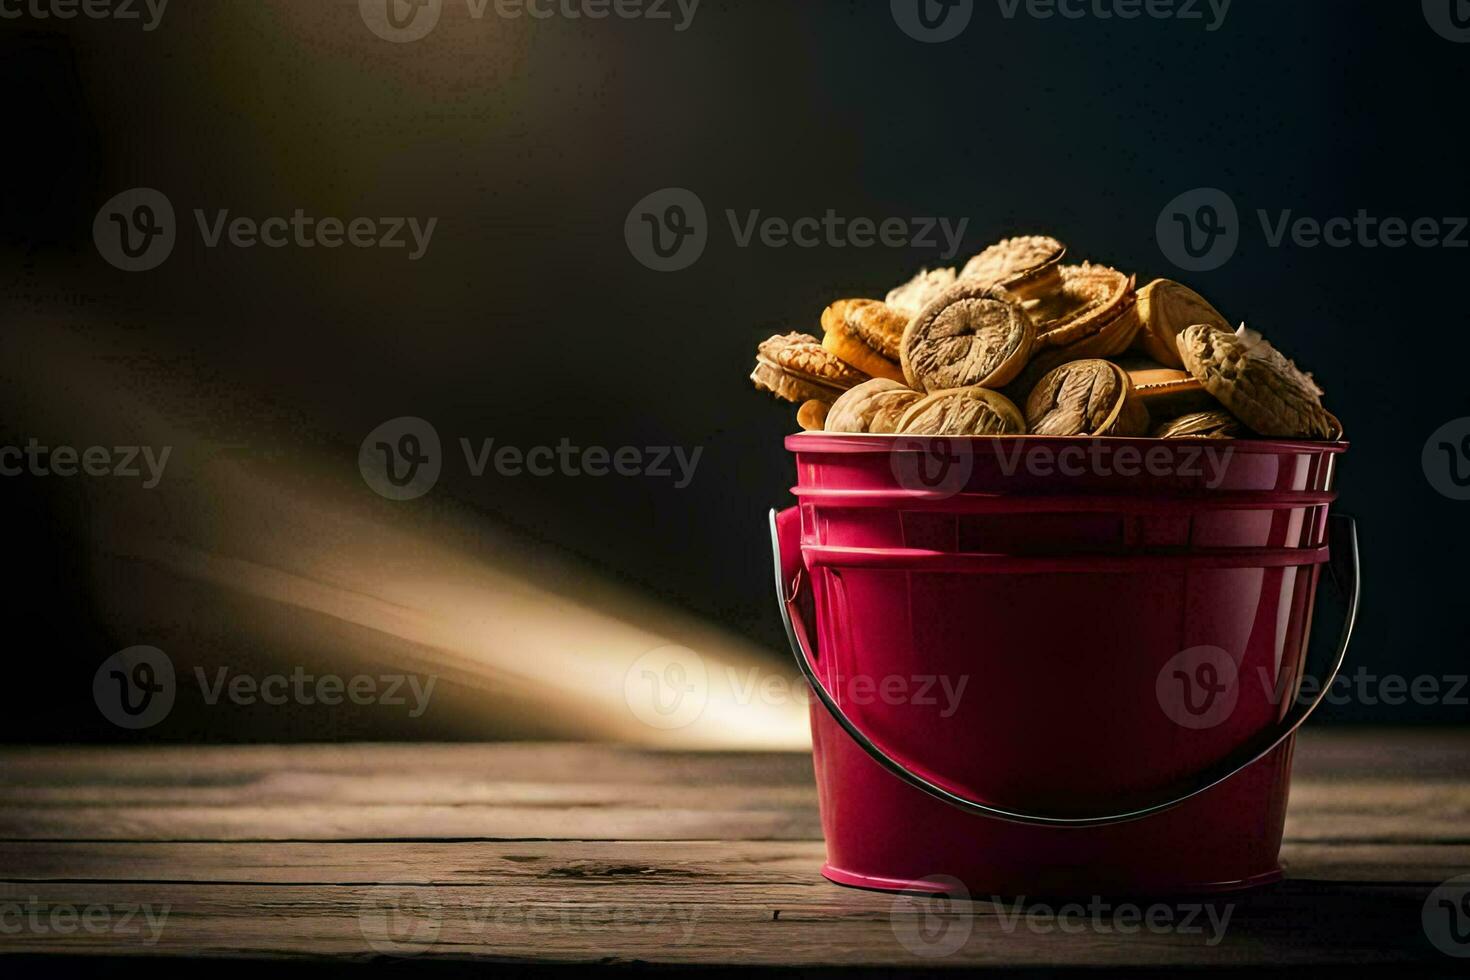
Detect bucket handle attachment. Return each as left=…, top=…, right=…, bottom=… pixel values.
left=769, top=507, right=1360, bottom=829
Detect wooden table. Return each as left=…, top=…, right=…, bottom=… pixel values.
left=2, top=731, right=1468, bottom=975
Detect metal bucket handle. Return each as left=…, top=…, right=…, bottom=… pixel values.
left=769, top=507, right=1360, bottom=829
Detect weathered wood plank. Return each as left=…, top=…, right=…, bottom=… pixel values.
left=2, top=734, right=1466, bottom=845
left=3, top=729, right=1464, bottom=787
left=0, top=879, right=1454, bottom=967
left=1, top=781, right=1463, bottom=843
left=0, top=804, right=822, bottom=843
left=1, top=840, right=1467, bottom=886
left=0, top=735, right=1465, bottom=968
left=0, top=744, right=817, bottom=786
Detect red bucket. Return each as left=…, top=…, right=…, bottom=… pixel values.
left=770, top=434, right=1358, bottom=896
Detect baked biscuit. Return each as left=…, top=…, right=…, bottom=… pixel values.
left=825, top=379, right=925, bottom=434
left=750, top=332, right=868, bottom=404
left=901, top=281, right=1036, bottom=392
left=896, top=387, right=1027, bottom=436
left=960, top=235, right=1066, bottom=298
left=1177, top=325, right=1335, bottom=440
left=1024, top=359, right=1149, bottom=437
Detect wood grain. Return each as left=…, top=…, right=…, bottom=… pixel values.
left=0, top=732, right=1466, bottom=969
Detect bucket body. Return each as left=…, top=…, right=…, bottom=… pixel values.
left=779, top=434, right=1348, bottom=896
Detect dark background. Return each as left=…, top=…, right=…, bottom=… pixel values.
left=1, top=0, right=1466, bottom=740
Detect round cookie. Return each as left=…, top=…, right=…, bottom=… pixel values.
left=820, top=300, right=905, bottom=383
left=960, top=236, right=1066, bottom=298
left=822, top=298, right=910, bottom=363
left=1024, top=359, right=1150, bottom=437
left=886, top=267, right=958, bottom=317
left=750, top=332, right=868, bottom=404
left=1177, top=325, right=1336, bottom=440
left=1027, top=263, right=1138, bottom=350
left=1134, top=279, right=1231, bottom=369
left=896, top=387, right=1026, bottom=436
left=797, top=399, right=831, bottom=432
left=825, top=379, right=925, bottom=434
left=901, top=281, right=1036, bottom=392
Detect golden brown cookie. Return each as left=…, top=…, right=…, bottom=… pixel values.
left=1027, top=263, right=1138, bottom=350
left=820, top=300, right=905, bottom=383
left=1010, top=303, right=1144, bottom=395
left=1154, top=410, right=1245, bottom=439
left=886, top=267, right=957, bottom=318
left=960, top=236, right=1066, bottom=298
left=901, top=281, right=1036, bottom=392
left=796, top=399, right=830, bottom=432
left=896, top=387, right=1027, bottom=436
left=1118, top=358, right=1212, bottom=418
left=825, top=379, right=925, bottom=434
left=1133, top=279, right=1232, bottom=369
left=822, top=298, right=910, bottom=363
left=1177, top=325, right=1335, bottom=440
left=750, top=332, right=868, bottom=404
left=1024, top=359, right=1150, bottom=437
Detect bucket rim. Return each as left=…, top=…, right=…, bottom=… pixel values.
left=785, top=432, right=1349, bottom=455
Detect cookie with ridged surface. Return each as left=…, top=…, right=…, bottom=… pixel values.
left=1024, top=359, right=1150, bottom=437
left=1134, top=279, right=1232, bottom=369
left=960, top=236, right=1066, bottom=298
left=825, top=379, right=925, bottom=434
left=896, top=387, right=1026, bottom=436
left=886, top=267, right=957, bottom=317
left=1154, top=410, right=1245, bottom=439
left=820, top=300, right=906, bottom=382
left=901, top=281, right=1036, bottom=392
left=1177, top=325, right=1335, bottom=439
left=750, top=332, right=868, bottom=404
left=1028, top=263, right=1138, bottom=350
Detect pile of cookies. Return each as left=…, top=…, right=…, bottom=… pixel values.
left=748, top=236, right=1339, bottom=440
